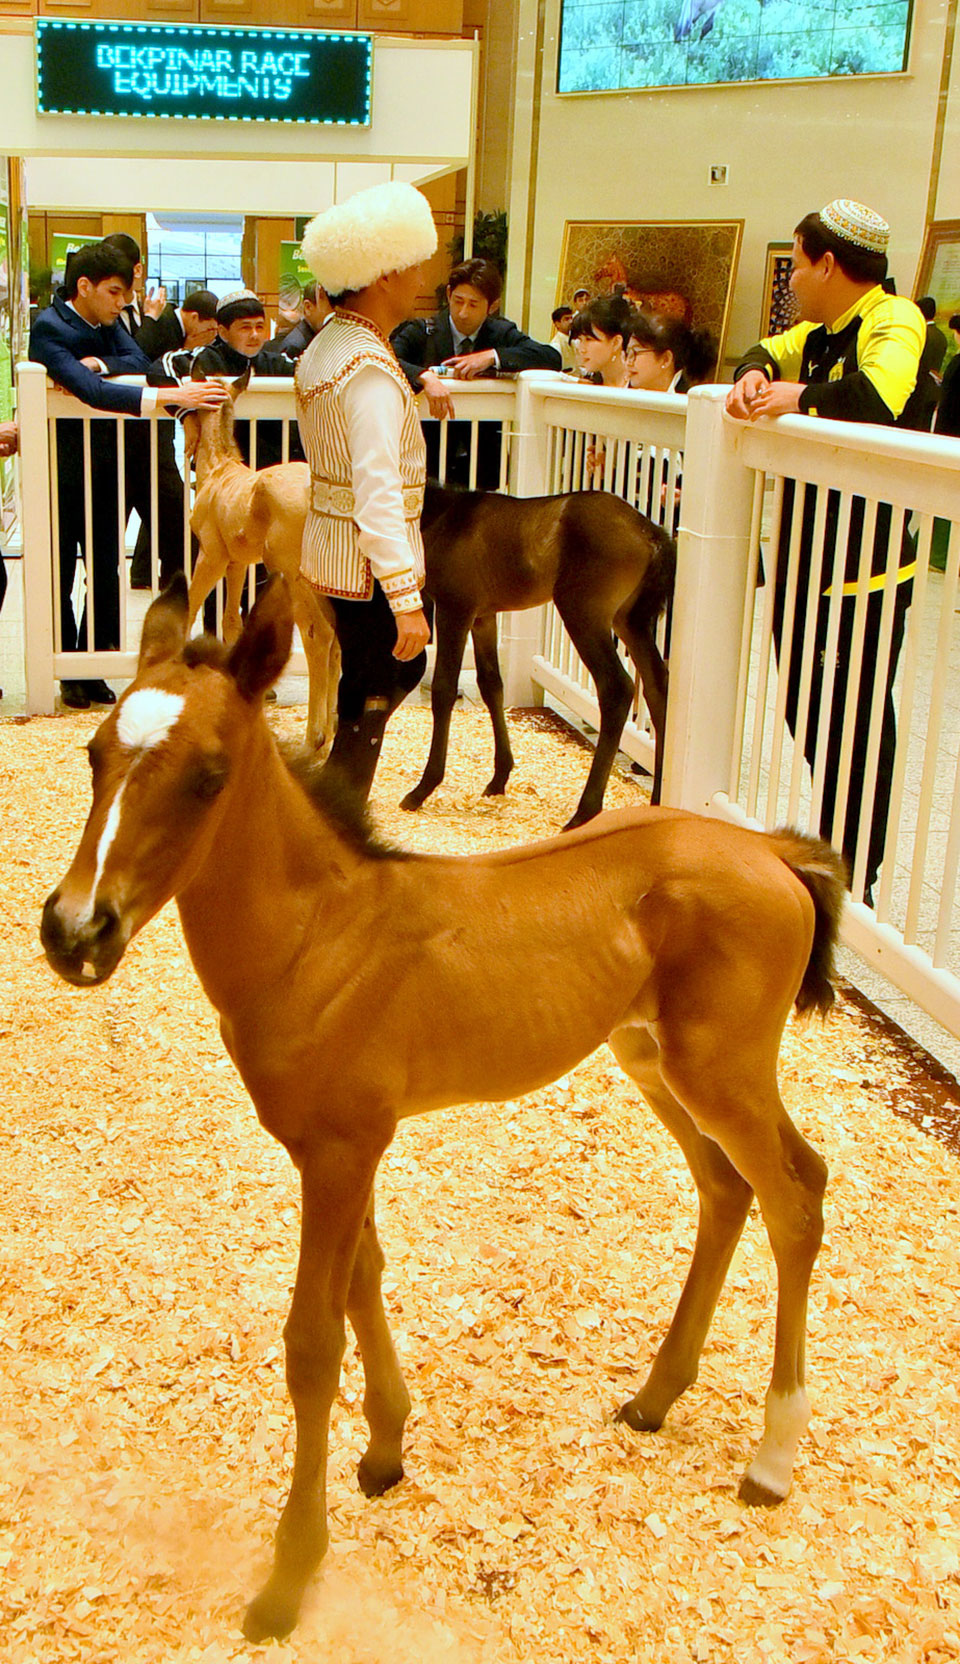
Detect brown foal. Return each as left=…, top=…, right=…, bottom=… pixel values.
left=41, top=578, right=844, bottom=1643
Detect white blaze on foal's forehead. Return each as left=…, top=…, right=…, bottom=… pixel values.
left=117, top=688, right=185, bottom=751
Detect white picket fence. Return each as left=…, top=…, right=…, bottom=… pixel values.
left=14, top=361, right=960, bottom=1039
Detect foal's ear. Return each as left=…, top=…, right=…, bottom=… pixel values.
left=137, top=574, right=190, bottom=672
left=230, top=365, right=252, bottom=399
left=227, top=575, right=294, bottom=701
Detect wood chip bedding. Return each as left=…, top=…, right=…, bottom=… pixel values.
left=1, top=704, right=957, bottom=1664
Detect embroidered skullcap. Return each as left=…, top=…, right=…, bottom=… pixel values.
left=818, top=199, right=889, bottom=254
left=300, top=182, right=437, bottom=299
left=216, top=289, right=265, bottom=324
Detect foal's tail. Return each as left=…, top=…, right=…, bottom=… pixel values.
left=769, top=829, right=847, bottom=1017
left=624, top=523, right=676, bottom=633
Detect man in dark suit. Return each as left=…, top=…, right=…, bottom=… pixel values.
left=96, top=235, right=210, bottom=592
left=29, top=241, right=227, bottom=707
left=391, top=257, right=561, bottom=487
left=135, top=289, right=219, bottom=360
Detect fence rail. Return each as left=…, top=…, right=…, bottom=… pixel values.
left=13, top=361, right=960, bottom=1040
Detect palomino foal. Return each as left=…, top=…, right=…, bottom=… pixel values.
left=42, top=578, right=844, bottom=1643
left=181, top=366, right=338, bottom=755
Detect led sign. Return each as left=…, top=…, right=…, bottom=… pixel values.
left=36, top=19, right=372, bottom=126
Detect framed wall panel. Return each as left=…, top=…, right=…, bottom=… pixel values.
left=557, top=217, right=743, bottom=374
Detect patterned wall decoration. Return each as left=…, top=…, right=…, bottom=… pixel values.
left=556, top=219, right=743, bottom=374
left=762, top=243, right=799, bottom=337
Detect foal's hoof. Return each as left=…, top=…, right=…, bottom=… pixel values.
left=562, top=806, right=600, bottom=833
left=482, top=778, right=508, bottom=798
left=357, top=1454, right=405, bottom=1498
left=242, top=1584, right=301, bottom=1644
left=400, top=788, right=428, bottom=812
left=616, top=1398, right=663, bottom=1433
left=738, top=1473, right=787, bottom=1508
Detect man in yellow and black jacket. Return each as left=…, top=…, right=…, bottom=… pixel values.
left=726, top=199, right=926, bottom=901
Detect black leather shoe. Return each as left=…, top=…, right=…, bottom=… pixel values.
left=85, top=679, right=117, bottom=706
left=60, top=680, right=91, bottom=710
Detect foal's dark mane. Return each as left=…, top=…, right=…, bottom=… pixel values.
left=180, top=637, right=412, bottom=861
left=281, top=745, right=417, bottom=863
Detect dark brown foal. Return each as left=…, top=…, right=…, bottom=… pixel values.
left=403, top=485, right=675, bottom=828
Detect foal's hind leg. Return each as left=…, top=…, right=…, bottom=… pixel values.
left=613, top=615, right=668, bottom=805
left=291, top=577, right=339, bottom=756
left=555, top=602, right=633, bottom=829
left=346, top=1194, right=411, bottom=1498
left=651, top=1019, right=827, bottom=1504
left=609, top=1024, right=754, bottom=1431
left=471, top=614, right=515, bottom=796
left=400, top=606, right=472, bottom=811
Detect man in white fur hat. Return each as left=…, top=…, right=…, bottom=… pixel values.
left=296, top=181, right=438, bottom=800
left=726, top=200, right=926, bottom=903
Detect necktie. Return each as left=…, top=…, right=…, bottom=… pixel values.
left=460, top=337, right=474, bottom=352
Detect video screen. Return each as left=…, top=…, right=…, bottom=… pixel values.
left=557, top=0, right=912, bottom=93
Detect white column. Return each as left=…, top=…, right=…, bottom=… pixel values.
left=17, top=362, right=57, bottom=716
left=661, top=385, right=756, bottom=813
left=500, top=372, right=551, bottom=706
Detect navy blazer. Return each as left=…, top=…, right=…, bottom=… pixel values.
left=29, top=294, right=152, bottom=416
left=391, top=308, right=561, bottom=390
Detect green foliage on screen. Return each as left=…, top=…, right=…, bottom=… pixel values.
left=557, top=0, right=911, bottom=92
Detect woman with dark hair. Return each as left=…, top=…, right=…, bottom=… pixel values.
left=569, top=295, right=635, bottom=387
left=626, top=312, right=717, bottom=393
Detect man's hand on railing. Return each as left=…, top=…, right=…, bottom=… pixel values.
left=0, top=421, right=18, bottom=457
left=746, top=379, right=804, bottom=419
left=419, top=370, right=456, bottom=420
left=164, top=379, right=232, bottom=411
left=444, top=348, right=498, bottom=380
left=144, top=286, right=168, bottom=320
left=725, top=370, right=770, bottom=420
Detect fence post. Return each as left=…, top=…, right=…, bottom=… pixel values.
left=17, top=362, right=57, bottom=716
left=500, top=372, right=551, bottom=706
left=661, top=385, right=756, bottom=813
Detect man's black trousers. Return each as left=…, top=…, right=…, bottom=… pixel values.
left=775, top=481, right=913, bottom=891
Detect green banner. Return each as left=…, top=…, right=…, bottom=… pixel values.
left=50, top=232, right=90, bottom=286
left=278, top=239, right=313, bottom=308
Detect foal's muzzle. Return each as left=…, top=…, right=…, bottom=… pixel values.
left=41, top=891, right=127, bottom=986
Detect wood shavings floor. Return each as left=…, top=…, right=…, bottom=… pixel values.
left=1, top=703, right=958, bottom=1664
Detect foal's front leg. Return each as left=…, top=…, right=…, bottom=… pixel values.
left=243, top=1136, right=382, bottom=1644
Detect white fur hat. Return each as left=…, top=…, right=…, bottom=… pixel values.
left=300, top=182, right=437, bottom=298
